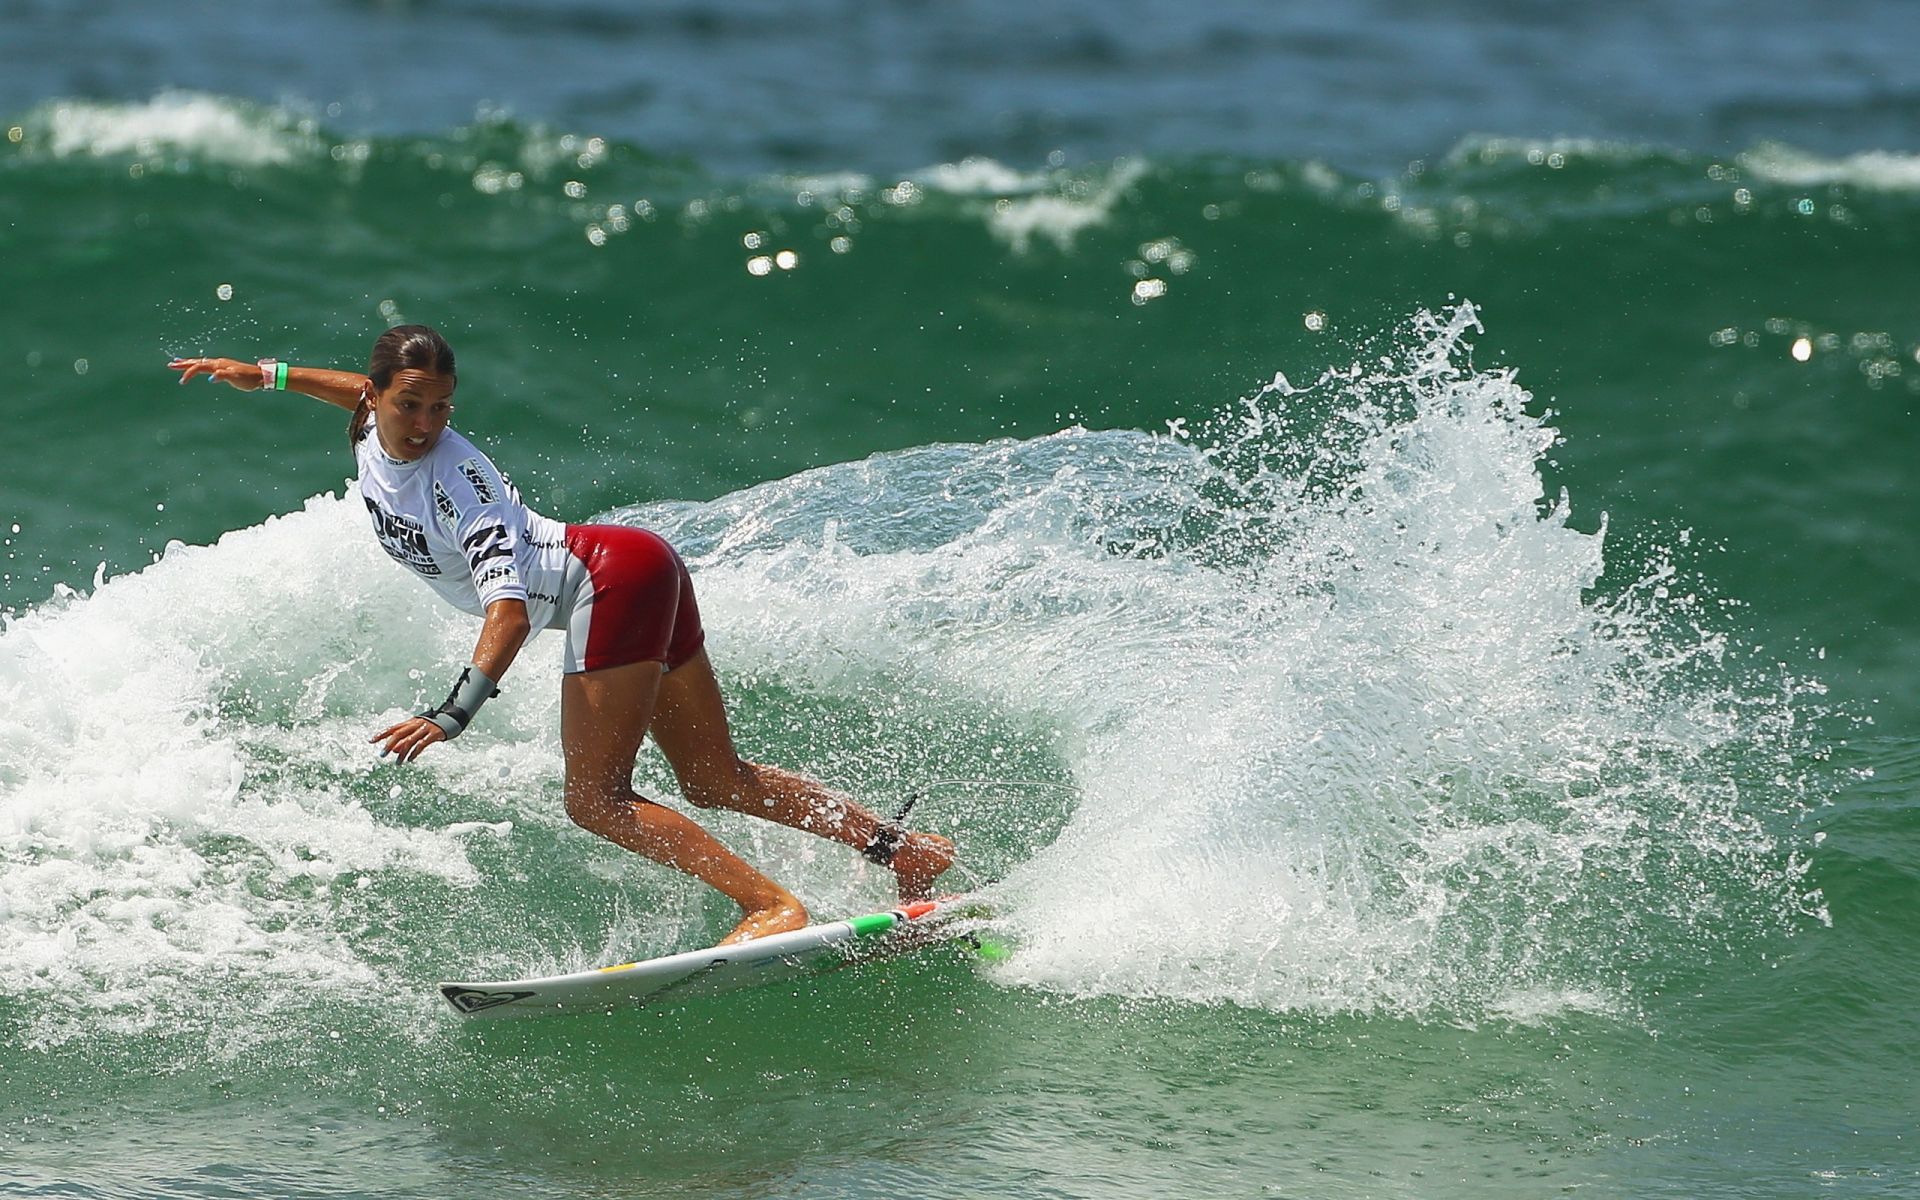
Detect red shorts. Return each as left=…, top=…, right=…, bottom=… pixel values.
left=560, top=524, right=706, bottom=675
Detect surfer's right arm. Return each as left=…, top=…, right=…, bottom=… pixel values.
left=167, top=357, right=368, bottom=412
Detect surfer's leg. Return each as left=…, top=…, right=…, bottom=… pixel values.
left=561, top=658, right=807, bottom=943
left=649, top=648, right=956, bottom=900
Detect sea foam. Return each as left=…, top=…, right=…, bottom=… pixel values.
left=22, top=91, right=318, bottom=165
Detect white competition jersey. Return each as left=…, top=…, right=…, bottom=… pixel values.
left=353, top=425, right=576, bottom=630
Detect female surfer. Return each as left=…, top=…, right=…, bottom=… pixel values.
left=168, top=326, right=952, bottom=943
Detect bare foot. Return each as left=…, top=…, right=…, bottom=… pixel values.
left=890, top=832, right=956, bottom=901
left=720, top=896, right=809, bottom=945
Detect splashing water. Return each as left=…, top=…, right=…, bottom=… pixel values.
left=963, top=304, right=1828, bottom=1015
left=659, top=302, right=1829, bottom=1016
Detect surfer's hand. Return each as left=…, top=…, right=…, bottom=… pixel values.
left=168, top=357, right=261, bottom=389
left=371, top=716, right=447, bottom=764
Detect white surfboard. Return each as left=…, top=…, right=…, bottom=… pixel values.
left=438, top=896, right=987, bottom=1019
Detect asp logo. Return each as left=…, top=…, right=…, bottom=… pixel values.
left=457, top=458, right=499, bottom=504
left=432, top=480, right=462, bottom=530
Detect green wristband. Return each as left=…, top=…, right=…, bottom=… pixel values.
left=275, top=361, right=289, bottom=390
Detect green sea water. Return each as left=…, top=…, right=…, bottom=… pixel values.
left=2, top=94, right=1917, bottom=1198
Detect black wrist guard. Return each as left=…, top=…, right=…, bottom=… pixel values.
left=419, top=663, right=501, bottom=740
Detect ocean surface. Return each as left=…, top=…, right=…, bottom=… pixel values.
left=3, top=2, right=1918, bottom=1196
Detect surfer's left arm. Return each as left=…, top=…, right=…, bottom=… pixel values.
left=371, top=597, right=531, bottom=762
left=168, top=356, right=368, bottom=411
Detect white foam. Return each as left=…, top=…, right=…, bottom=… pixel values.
left=915, top=156, right=1051, bottom=195
left=1443, top=134, right=1664, bottom=169
left=0, top=494, right=535, bottom=1043
left=985, top=159, right=1149, bottom=253
left=780, top=171, right=876, bottom=198
left=29, top=91, right=316, bottom=165
left=1484, top=987, right=1621, bottom=1025
left=1739, top=143, right=1920, bottom=191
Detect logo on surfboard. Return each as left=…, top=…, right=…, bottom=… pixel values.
left=441, top=986, right=538, bottom=1014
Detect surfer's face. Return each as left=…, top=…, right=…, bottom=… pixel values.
left=371, top=369, right=456, bottom=460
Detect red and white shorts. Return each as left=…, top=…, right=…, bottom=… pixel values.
left=558, top=524, right=706, bottom=675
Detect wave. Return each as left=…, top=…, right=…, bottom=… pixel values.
left=9, top=91, right=323, bottom=166
left=13, top=94, right=1913, bottom=407
left=0, top=304, right=1833, bottom=1053
left=11, top=91, right=1916, bottom=227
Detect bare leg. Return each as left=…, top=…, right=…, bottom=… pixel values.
left=649, top=649, right=957, bottom=900
left=562, top=659, right=807, bottom=943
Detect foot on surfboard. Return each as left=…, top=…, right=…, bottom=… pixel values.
left=720, top=897, right=810, bottom=944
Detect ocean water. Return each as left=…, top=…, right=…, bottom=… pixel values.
left=3, top=4, right=1918, bottom=1197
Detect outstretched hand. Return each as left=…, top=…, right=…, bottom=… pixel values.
left=168, top=357, right=262, bottom=389
left=371, top=716, right=448, bottom=764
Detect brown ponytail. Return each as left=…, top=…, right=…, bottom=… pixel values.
left=350, top=324, right=457, bottom=445
left=347, top=387, right=374, bottom=447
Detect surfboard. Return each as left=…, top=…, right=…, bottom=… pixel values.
left=438, top=895, right=989, bottom=1019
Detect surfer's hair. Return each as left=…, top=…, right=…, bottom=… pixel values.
left=349, top=324, right=457, bottom=445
